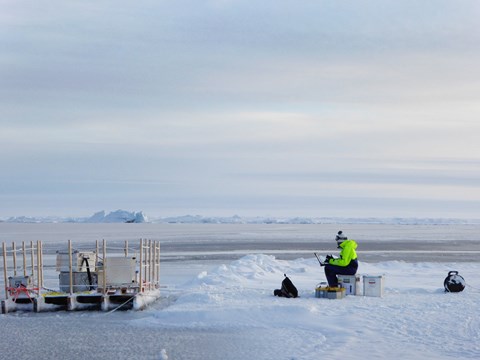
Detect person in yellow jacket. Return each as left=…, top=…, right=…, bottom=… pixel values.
left=324, top=231, right=358, bottom=287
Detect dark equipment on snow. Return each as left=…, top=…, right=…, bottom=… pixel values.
left=274, top=274, right=298, bottom=298
left=444, top=271, right=466, bottom=293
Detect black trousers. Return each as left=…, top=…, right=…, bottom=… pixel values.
left=324, top=259, right=358, bottom=287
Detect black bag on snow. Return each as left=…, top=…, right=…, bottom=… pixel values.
left=444, top=271, right=466, bottom=293
left=274, top=274, right=298, bottom=298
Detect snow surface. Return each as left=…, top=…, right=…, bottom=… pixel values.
left=2, top=222, right=480, bottom=359
left=133, top=255, right=480, bottom=360
left=2, top=255, right=480, bottom=359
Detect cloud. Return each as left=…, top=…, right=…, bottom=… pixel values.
left=1, top=1, right=480, bottom=217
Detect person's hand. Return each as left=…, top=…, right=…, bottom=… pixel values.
left=325, top=254, right=333, bottom=264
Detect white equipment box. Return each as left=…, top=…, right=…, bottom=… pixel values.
left=98, top=257, right=136, bottom=287
left=337, top=275, right=362, bottom=295
left=363, top=275, right=385, bottom=297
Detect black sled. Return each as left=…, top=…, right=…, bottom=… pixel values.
left=274, top=274, right=298, bottom=298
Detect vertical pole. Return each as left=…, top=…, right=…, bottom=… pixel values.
left=22, top=241, right=27, bottom=277
left=147, top=240, right=150, bottom=290
left=144, top=240, right=147, bottom=291
left=95, top=240, right=99, bottom=274
left=36, top=241, right=41, bottom=292
left=143, top=239, right=146, bottom=290
left=155, top=241, right=158, bottom=287
left=12, top=242, right=17, bottom=277
left=2, top=242, right=8, bottom=300
left=152, top=240, right=156, bottom=289
left=102, top=239, right=107, bottom=295
left=150, top=240, right=154, bottom=291
left=30, top=241, right=35, bottom=278
left=68, top=240, right=73, bottom=294
left=157, top=242, right=161, bottom=287
left=154, top=241, right=158, bottom=287
left=139, top=239, right=143, bottom=292
left=124, top=240, right=128, bottom=257
left=152, top=241, right=156, bottom=288
left=146, top=240, right=150, bottom=290
left=145, top=240, right=148, bottom=290
left=39, top=241, right=44, bottom=289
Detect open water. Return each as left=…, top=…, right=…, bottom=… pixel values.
left=1, top=222, right=479, bottom=261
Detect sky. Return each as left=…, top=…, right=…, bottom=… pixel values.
left=1, top=0, right=480, bottom=219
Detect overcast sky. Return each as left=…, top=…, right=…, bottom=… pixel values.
left=1, top=0, right=480, bottom=219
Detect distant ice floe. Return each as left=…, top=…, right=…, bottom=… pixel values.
left=1, top=211, right=480, bottom=225
left=2, top=209, right=148, bottom=223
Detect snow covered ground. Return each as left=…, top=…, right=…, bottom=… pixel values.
left=143, top=256, right=480, bottom=360
left=1, top=224, right=480, bottom=359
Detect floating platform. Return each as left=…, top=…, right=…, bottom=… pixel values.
left=1, top=239, right=161, bottom=314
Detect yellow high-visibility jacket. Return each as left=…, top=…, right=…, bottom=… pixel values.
left=329, top=239, right=358, bottom=267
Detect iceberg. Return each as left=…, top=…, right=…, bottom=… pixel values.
left=86, top=209, right=148, bottom=223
